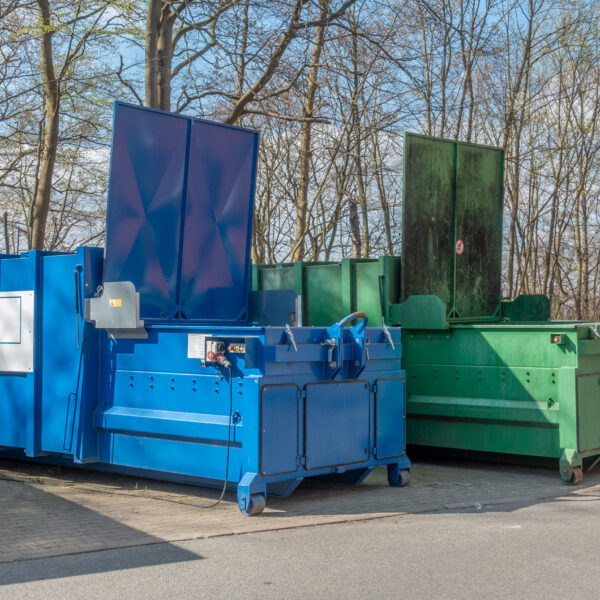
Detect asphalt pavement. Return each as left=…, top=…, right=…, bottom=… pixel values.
left=1, top=457, right=599, bottom=598
left=1, top=493, right=600, bottom=599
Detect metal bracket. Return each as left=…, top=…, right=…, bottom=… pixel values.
left=285, top=324, right=298, bottom=351
left=348, top=318, right=367, bottom=379
left=85, top=281, right=147, bottom=339
left=323, top=312, right=368, bottom=380
left=382, top=322, right=395, bottom=350
left=321, top=334, right=341, bottom=379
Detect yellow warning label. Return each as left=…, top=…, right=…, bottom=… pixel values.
left=109, top=298, right=122, bottom=308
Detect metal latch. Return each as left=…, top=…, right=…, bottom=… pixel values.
left=321, top=338, right=337, bottom=368
left=285, top=324, right=298, bottom=352
left=382, top=322, right=395, bottom=349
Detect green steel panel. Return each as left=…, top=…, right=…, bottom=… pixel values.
left=355, top=261, right=384, bottom=327
left=401, top=133, right=504, bottom=320
left=304, top=263, right=342, bottom=326
left=402, top=134, right=455, bottom=308
left=501, top=295, right=551, bottom=322
left=577, top=373, right=600, bottom=453
left=407, top=418, right=559, bottom=458
left=454, top=143, right=503, bottom=318
left=403, top=323, right=600, bottom=473
left=256, top=264, right=295, bottom=292
left=253, top=258, right=401, bottom=328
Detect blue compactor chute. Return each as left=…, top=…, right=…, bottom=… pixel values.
left=0, top=102, right=410, bottom=515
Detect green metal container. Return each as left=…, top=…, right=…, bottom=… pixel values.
left=252, top=257, right=401, bottom=327
left=394, top=133, right=600, bottom=483
left=402, top=321, right=600, bottom=483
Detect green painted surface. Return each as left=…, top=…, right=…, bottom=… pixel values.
left=402, top=133, right=504, bottom=319
left=501, top=294, right=550, bottom=322
left=253, top=257, right=402, bottom=327
left=390, top=295, right=448, bottom=330
left=254, top=263, right=296, bottom=292
left=454, top=143, right=504, bottom=317
left=577, top=373, right=600, bottom=453
left=304, top=263, right=343, bottom=326
left=403, top=323, right=600, bottom=465
left=402, top=134, right=455, bottom=309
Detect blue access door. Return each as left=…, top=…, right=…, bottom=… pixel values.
left=260, top=384, right=299, bottom=476
left=375, top=377, right=406, bottom=458
left=304, top=381, right=370, bottom=469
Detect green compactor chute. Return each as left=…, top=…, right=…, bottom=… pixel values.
left=253, top=132, right=600, bottom=484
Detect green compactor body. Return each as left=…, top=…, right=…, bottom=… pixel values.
left=253, top=133, right=600, bottom=483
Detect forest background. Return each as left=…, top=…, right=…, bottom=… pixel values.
left=1, top=0, right=599, bottom=319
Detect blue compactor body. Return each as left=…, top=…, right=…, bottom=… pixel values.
left=0, top=103, right=410, bottom=514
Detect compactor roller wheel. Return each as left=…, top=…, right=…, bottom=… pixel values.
left=387, top=464, right=410, bottom=487
left=239, top=493, right=266, bottom=516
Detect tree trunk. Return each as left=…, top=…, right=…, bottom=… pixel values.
left=351, top=23, right=368, bottom=257
left=145, top=0, right=175, bottom=110
left=31, top=0, right=59, bottom=250
left=291, top=0, right=328, bottom=261
left=145, top=0, right=160, bottom=108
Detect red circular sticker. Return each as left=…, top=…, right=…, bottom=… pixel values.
left=455, top=239, right=464, bottom=255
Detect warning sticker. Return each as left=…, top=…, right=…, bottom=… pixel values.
left=109, top=298, right=122, bottom=307
left=455, top=239, right=464, bottom=255
left=188, top=334, right=207, bottom=359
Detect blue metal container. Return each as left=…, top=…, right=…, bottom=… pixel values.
left=0, top=103, right=410, bottom=515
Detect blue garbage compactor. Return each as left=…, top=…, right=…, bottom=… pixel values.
left=0, top=102, right=410, bottom=515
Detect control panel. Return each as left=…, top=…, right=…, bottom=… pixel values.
left=187, top=334, right=247, bottom=369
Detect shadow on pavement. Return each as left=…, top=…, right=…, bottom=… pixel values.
left=0, top=542, right=201, bottom=586
left=0, top=470, right=202, bottom=585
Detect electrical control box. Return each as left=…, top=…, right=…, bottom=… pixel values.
left=187, top=334, right=247, bottom=367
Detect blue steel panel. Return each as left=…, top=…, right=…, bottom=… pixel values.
left=178, top=120, right=258, bottom=321
left=103, top=102, right=258, bottom=323
left=260, top=384, right=298, bottom=476
left=375, top=377, right=406, bottom=459
left=0, top=252, right=38, bottom=449
left=104, top=103, right=189, bottom=319
left=38, top=249, right=102, bottom=459
left=305, top=381, right=370, bottom=469
left=40, top=253, right=81, bottom=453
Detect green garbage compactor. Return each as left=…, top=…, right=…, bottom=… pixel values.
left=402, top=320, right=600, bottom=485
left=396, top=132, right=600, bottom=484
